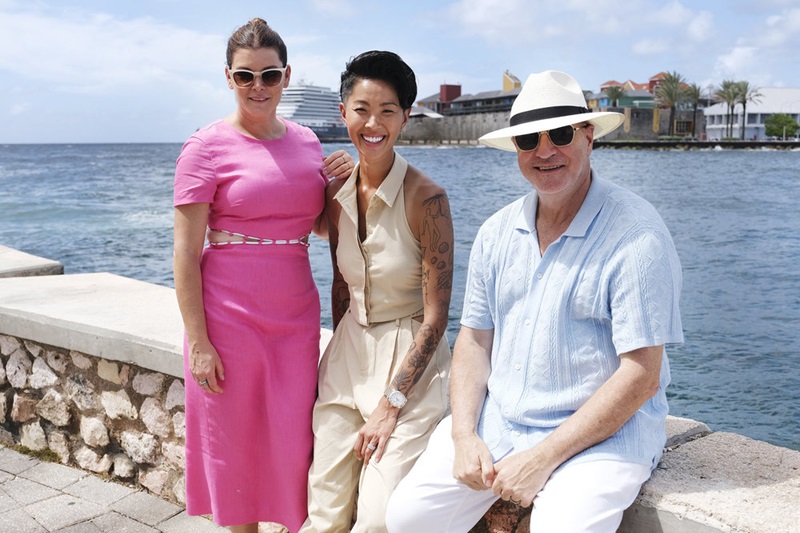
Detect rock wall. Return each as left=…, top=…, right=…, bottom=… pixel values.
left=0, top=334, right=187, bottom=505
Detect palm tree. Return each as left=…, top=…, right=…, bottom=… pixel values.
left=604, top=85, right=626, bottom=107
left=655, top=71, right=686, bottom=136
left=736, top=81, right=763, bottom=140
left=714, top=80, right=741, bottom=138
left=684, top=83, right=702, bottom=138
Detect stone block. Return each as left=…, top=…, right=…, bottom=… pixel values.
left=70, top=350, right=93, bottom=370
left=133, top=371, right=166, bottom=397
left=141, top=398, right=171, bottom=438
left=139, top=466, right=170, bottom=495
left=29, top=357, right=59, bottom=388
left=47, top=430, right=71, bottom=464
left=165, top=379, right=185, bottom=410
left=121, top=430, right=159, bottom=464
left=80, top=416, right=110, bottom=448
left=64, top=374, right=100, bottom=412
left=172, top=411, right=186, bottom=439
left=162, top=441, right=185, bottom=469
left=23, top=340, right=44, bottom=358
left=6, top=347, right=32, bottom=388
left=74, top=446, right=112, bottom=474
left=0, top=335, right=22, bottom=356
left=45, top=348, right=68, bottom=373
left=101, top=389, right=138, bottom=420
left=36, top=389, right=71, bottom=426
left=113, top=453, right=136, bottom=479
left=11, top=394, right=39, bottom=423
left=97, top=359, right=121, bottom=385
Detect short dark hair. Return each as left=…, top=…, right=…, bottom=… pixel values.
left=340, top=51, right=417, bottom=110
left=226, top=18, right=287, bottom=67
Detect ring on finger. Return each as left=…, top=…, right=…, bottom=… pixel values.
left=198, top=380, right=208, bottom=387
left=510, top=498, right=521, bottom=505
left=366, top=442, right=377, bottom=451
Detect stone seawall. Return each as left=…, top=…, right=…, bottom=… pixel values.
left=0, top=246, right=798, bottom=532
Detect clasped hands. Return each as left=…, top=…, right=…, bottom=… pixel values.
left=453, top=433, right=551, bottom=508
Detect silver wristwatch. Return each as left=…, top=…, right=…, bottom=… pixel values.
left=383, top=387, right=408, bottom=409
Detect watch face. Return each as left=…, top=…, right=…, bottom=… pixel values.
left=388, top=391, right=406, bottom=407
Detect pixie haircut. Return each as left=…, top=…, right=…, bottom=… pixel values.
left=340, top=51, right=417, bottom=110
left=226, top=18, right=287, bottom=67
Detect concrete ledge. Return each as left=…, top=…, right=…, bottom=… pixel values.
left=0, top=272, right=184, bottom=377
left=1, top=259, right=798, bottom=532
left=0, top=245, right=64, bottom=278
left=621, top=431, right=800, bottom=533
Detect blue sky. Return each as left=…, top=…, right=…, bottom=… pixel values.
left=1, top=0, right=798, bottom=143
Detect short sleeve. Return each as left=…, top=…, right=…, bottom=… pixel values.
left=461, top=224, right=495, bottom=330
left=608, top=226, right=684, bottom=354
left=174, top=136, right=217, bottom=206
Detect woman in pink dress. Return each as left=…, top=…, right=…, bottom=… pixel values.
left=173, top=18, right=352, bottom=533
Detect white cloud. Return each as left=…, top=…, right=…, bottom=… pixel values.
left=9, top=102, right=30, bottom=115
left=632, top=39, right=668, bottom=55
left=0, top=7, right=225, bottom=93
left=714, top=46, right=758, bottom=79
left=687, top=11, right=714, bottom=42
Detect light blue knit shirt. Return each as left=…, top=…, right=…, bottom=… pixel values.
left=462, top=173, right=683, bottom=469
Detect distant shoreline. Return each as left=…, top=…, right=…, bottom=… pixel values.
left=391, top=139, right=800, bottom=150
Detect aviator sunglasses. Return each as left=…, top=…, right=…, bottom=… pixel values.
left=229, top=67, right=287, bottom=88
left=513, top=124, right=587, bottom=152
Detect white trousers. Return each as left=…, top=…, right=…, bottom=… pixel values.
left=386, top=416, right=651, bottom=533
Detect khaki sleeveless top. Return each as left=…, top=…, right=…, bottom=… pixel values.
left=334, top=153, right=423, bottom=326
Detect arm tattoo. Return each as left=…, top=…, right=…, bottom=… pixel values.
left=392, top=324, right=442, bottom=391
left=392, top=192, right=453, bottom=396
left=420, top=193, right=454, bottom=303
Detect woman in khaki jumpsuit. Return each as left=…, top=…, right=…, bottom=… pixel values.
left=300, top=51, right=454, bottom=533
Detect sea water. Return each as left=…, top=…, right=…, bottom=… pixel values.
left=1, top=142, right=798, bottom=451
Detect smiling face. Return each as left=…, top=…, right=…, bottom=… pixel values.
left=517, top=121, right=595, bottom=201
left=339, top=78, right=410, bottom=164
left=225, top=46, right=290, bottom=120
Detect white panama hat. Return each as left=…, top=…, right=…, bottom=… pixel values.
left=479, top=70, right=624, bottom=152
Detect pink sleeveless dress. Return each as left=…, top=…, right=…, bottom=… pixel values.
left=174, top=119, right=326, bottom=530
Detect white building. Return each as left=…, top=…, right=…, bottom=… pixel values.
left=704, top=87, right=800, bottom=140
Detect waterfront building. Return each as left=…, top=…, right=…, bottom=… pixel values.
left=703, top=87, right=800, bottom=140
left=276, top=83, right=348, bottom=141
left=417, top=71, right=521, bottom=116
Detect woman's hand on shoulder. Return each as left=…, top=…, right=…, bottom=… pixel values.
left=323, top=149, right=355, bottom=180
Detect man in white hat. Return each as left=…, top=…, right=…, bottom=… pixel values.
left=386, top=70, right=683, bottom=532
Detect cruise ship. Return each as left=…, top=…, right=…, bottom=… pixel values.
left=277, top=84, right=349, bottom=142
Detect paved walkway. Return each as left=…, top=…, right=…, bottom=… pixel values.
left=0, top=445, right=225, bottom=532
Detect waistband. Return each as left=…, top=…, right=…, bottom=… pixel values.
left=207, top=228, right=310, bottom=247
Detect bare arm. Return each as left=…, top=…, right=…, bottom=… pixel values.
left=450, top=326, right=495, bottom=490
left=173, top=203, right=224, bottom=394
left=492, top=344, right=664, bottom=505
left=324, top=181, right=349, bottom=329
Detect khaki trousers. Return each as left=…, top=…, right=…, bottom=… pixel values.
left=300, top=311, right=450, bottom=533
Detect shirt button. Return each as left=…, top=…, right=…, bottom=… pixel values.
left=515, top=363, right=521, bottom=371
left=536, top=272, right=543, bottom=280
left=524, top=319, right=531, bottom=326
left=515, top=430, right=522, bottom=436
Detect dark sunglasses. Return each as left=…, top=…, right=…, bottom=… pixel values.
left=513, top=124, right=587, bottom=152
left=229, top=67, right=287, bottom=88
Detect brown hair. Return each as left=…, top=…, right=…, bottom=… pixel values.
left=225, top=18, right=287, bottom=67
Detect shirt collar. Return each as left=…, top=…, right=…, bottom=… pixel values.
left=515, top=170, right=609, bottom=238
left=335, top=152, right=408, bottom=209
